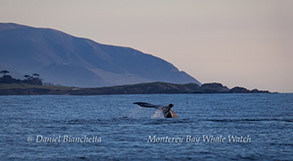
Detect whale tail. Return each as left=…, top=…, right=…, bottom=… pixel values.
left=133, top=102, right=178, bottom=118
left=133, top=102, right=160, bottom=108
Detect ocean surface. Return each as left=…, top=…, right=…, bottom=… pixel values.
left=0, top=94, right=292, bottom=160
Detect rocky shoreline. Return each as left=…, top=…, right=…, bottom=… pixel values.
left=0, top=82, right=270, bottom=95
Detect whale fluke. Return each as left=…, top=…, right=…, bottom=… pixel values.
left=133, top=102, right=178, bottom=118
left=133, top=102, right=161, bottom=108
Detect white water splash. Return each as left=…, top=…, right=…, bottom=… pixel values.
left=151, top=110, right=164, bottom=119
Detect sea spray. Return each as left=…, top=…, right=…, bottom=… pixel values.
left=151, top=110, right=164, bottom=119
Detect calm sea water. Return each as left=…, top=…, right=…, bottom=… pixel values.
left=0, top=94, right=292, bottom=160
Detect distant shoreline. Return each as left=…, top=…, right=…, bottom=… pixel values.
left=0, top=82, right=270, bottom=95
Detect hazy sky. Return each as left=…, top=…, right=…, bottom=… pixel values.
left=1, top=0, right=292, bottom=92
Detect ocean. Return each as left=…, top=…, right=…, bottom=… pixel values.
left=0, top=94, right=292, bottom=160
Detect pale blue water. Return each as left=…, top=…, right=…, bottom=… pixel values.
left=0, top=94, right=292, bottom=160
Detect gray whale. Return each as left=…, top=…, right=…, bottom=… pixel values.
left=133, top=102, right=178, bottom=118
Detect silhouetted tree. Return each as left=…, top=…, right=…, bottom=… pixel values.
left=32, top=73, right=40, bottom=78
left=0, top=70, right=9, bottom=77
left=24, top=75, right=32, bottom=80
left=0, top=71, right=21, bottom=84
left=23, top=74, right=42, bottom=85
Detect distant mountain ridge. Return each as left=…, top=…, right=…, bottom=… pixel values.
left=0, top=23, right=200, bottom=87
